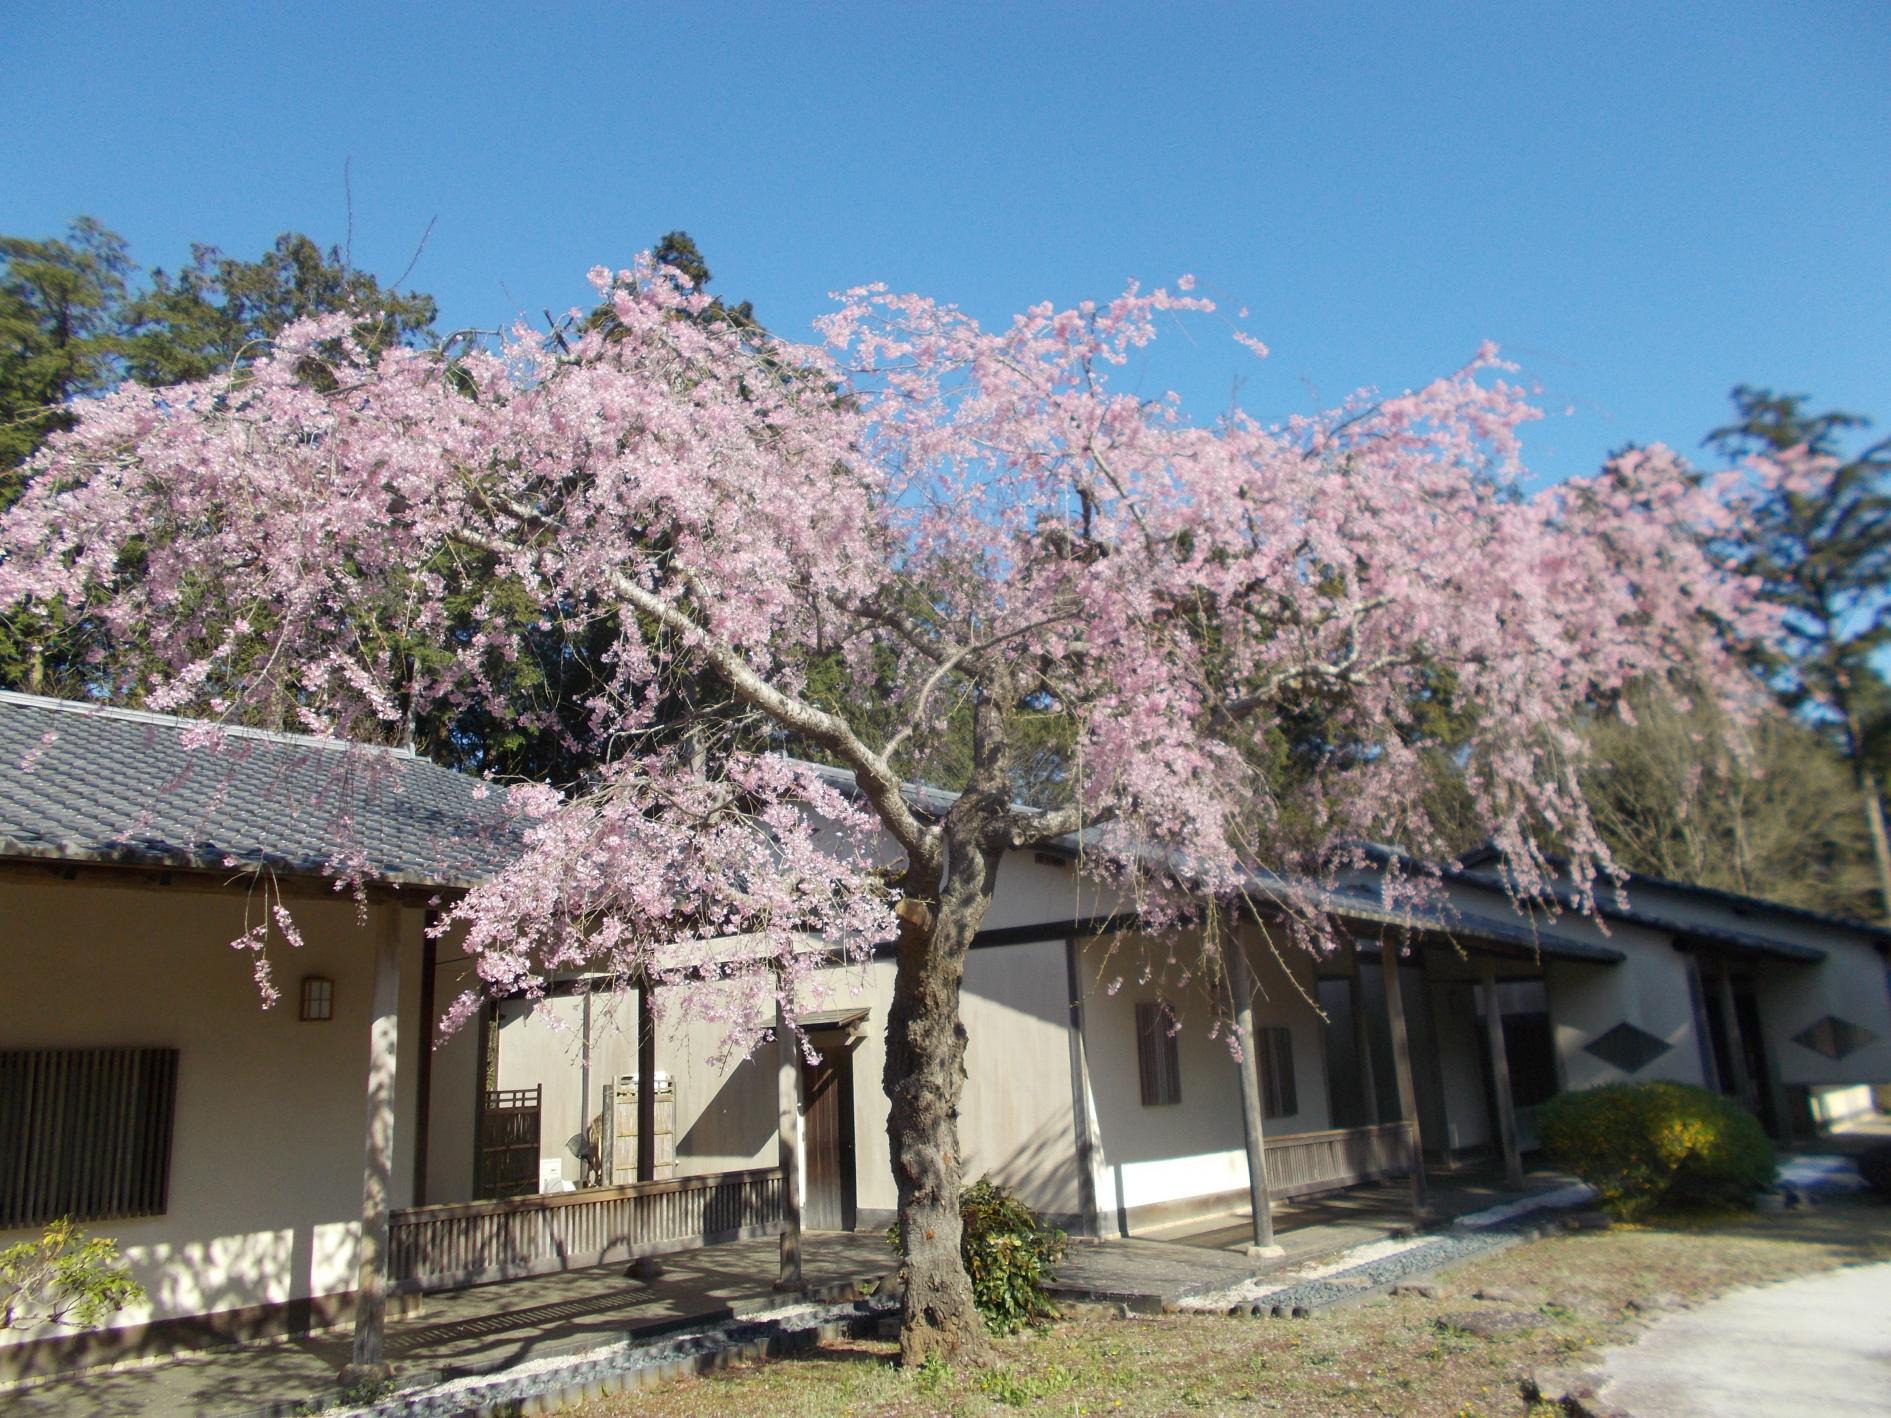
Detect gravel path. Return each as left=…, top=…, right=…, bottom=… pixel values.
left=1182, top=1185, right=1597, bottom=1317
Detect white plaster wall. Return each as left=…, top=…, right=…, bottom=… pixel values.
left=1080, top=928, right=1330, bottom=1223
left=975, top=850, right=1125, bottom=932
left=491, top=987, right=639, bottom=1187
left=1753, top=947, right=1891, bottom=1088
left=422, top=991, right=480, bottom=1205
left=1545, top=946, right=1710, bottom=1093
left=0, top=875, right=428, bottom=1341
left=647, top=936, right=1081, bottom=1226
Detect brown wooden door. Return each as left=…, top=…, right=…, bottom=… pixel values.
left=802, top=1044, right=856, bottom=1231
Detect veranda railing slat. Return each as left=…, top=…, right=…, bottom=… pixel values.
left=387, top=1167, right=784, bottom=1294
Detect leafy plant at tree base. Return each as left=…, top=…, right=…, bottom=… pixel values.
left=0, top=1219, right=145, bottom=1331
left=890, top=1177, right=1067, bottom=1335
left=1538, top=1082, right=1775, bottom=1218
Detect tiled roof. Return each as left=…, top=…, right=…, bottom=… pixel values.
left=0, top=692, right=522, bottom=888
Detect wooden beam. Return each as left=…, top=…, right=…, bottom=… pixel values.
left=1225, top=935, right=1278, bottom=1253
left=1481, top=956, right=1524, bottom=1188
left=1715, top=966, right=1754, bottom=1108
left=775, top=1022, right=804, bottom=1290
left=1062, top=938, right=1102, bottom=1238
left=637, top=986, right=657, bottom=1183
left=411, top=922, right=437, bottom=1207
left=1348, top=940, right=1381, bottom=1126
left=344, top=903, right=402, bottom=1381
left=1378, top=943, right=1431, bottom=1218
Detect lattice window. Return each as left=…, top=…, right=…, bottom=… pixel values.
left=1135, top=1002, right=1181, bottom=1106
left=1260, top=1026, right=1298, bottom=1119
left=0, top=1047, right=179, bottom=1228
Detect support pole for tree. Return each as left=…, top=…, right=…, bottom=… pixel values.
left=1480, top=956, right=1524, bottom=1188
left=775, top=1016, right=804, bottom=1290
left=1225, top=935, right=1278, bottom=1254
left=637, top=981, right=657, bottom=1183
left=1348, top=940, right=1380, bottom=1126
left=344, top=902, right=402, bottom=1383
left=1378, top=940, right=1430, bottom=1220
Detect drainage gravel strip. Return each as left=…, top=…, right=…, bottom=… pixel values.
left=1182, top=1186, right=1599, bottom=1319
left=251, top=1298, right=896, bottom=1418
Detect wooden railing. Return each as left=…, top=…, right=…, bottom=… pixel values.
left=1264, top=1121, right=1413, bottom=1201
left=388, top=1166, right=784, bottom=1293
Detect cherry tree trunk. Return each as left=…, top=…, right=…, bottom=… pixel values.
left=883, top=831, right=1002, bottom=1365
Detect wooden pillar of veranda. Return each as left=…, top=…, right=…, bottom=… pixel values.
left=1225, top=935, right=1279, bottom=1253
left=344, top=902, right=403, bottom=1380
left=1715, top=964, right=1755, bottom=1108
left=1377, top=941, right=1431, bottom=1219
left=1480, top=955, right=1524, bottom=1188
left=1348, top=940, right=1381, bottom=1126
left=637, top=981, right=658, bottom=1183
left=775, top=1017, right=804, bottom=1289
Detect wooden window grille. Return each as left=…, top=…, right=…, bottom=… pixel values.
left=1135, top=1002, right=1181, bottom=1106
left=1260, top=1026, right=1298, bottom=1119
left=299, top=975, right=334, bottom=1022
left=0, top=1046, right=179, bottom=1229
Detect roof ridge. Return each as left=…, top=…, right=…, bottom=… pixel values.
left=0, top=689, right=424, bottom=762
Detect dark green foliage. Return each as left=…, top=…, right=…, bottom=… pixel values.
left=122, top=231, right=436, bottom=387
left=1539, top=1082, right=1776, bottom=1218
left=888, top=1177, right=1067, bottom=1334
left=0, top=218, right=133, bottom=476
left=0, top=218, right=438, bottom=700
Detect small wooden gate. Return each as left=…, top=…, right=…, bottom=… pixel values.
left=608, top=1075, right=674, bottom=1182
left=475, top=1085, right=542, bottom=1199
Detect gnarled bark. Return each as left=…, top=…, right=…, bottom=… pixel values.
left=884, top=804, right=1006, bottom=1365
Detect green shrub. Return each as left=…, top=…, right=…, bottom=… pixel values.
left=1, top=1219, right=145, bottom=1332
left=1538, top=1081, right=1775, bottom=1217
left=888, top=1176, right=1067, bottom=1334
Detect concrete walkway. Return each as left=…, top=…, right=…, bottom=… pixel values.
left=1598, top=1262, right=1891, bottom=1417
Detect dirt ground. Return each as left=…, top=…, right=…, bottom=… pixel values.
left=560, top=1198, right=1891, bottom=1418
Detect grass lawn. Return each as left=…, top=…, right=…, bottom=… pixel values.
left=559, top=1198, right=1891, bottom=1418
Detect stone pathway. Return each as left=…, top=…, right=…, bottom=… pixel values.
left=1597, top=1261, right=1891, bottom=1417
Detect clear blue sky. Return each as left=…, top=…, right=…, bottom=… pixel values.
left=4, top=2, right=1886, bottom=484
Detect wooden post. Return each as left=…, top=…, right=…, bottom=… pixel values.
left=1481, top=956, right=1524, bottom=1188
left=1225, top=935, right=1279, bottom=1253
left=1716, top=965, right=1754, bottom=1108
left=1348, top=940, right=1381, bottom=1126
left=1063, top=938, right=1102, bottom=1238
left=637, top=982, right=657, bottom=1183
left=775, top=1019, right=804, bottom=1289
left=1378, top=941, right=1430, bottom=1218
left=344, top=902, right=403, bottom=1381
left=411, top=922, right=436, bottom=1207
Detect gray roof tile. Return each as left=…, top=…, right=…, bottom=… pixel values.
left=0, top=692, right=522, bottom=888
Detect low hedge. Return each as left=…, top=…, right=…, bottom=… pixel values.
left=1538, top=1080, right=1775, bottom=1218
